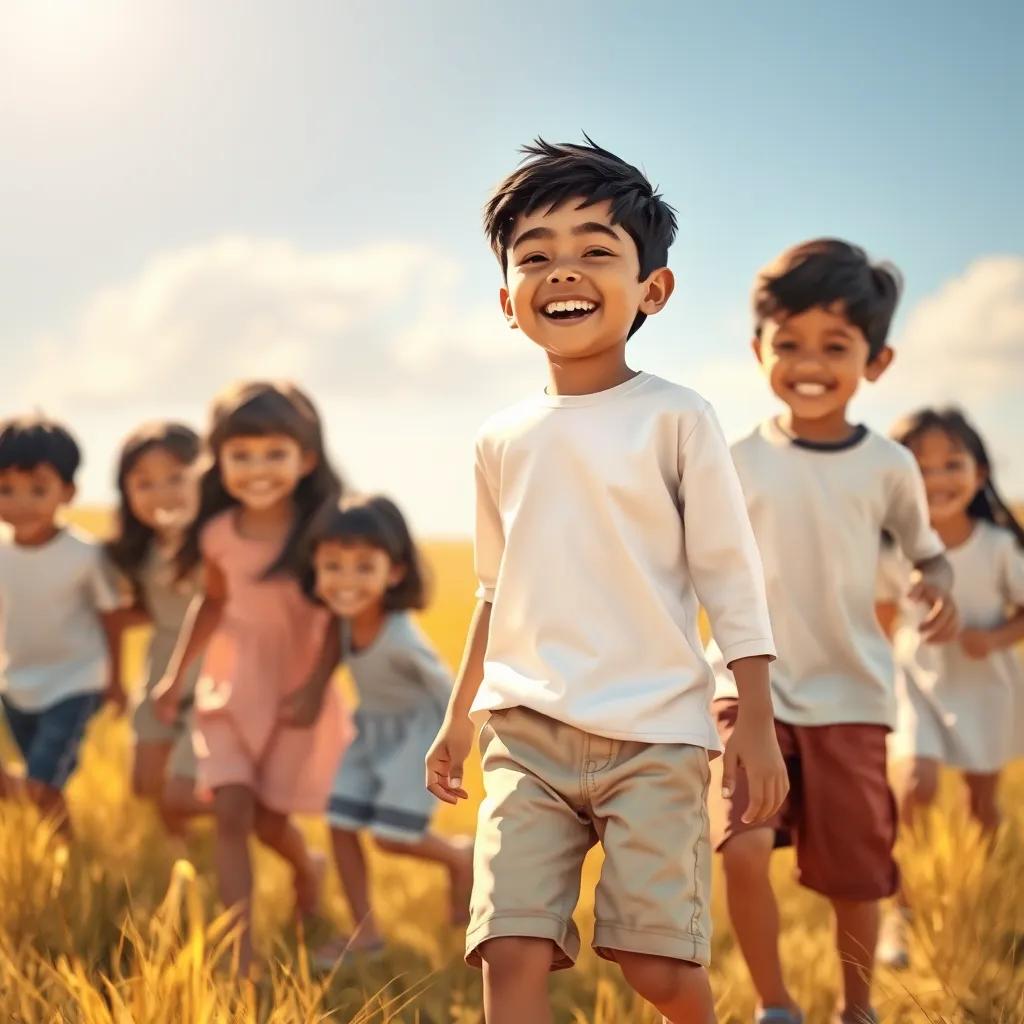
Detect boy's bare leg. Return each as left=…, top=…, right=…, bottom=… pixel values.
left=832, top=898, right=878, bottom=1021
left=616, top=950, right=715, bottom=1023
left=721, top=828, right=797, bottom=1012
left=480, top=936, right=553, bottom=1024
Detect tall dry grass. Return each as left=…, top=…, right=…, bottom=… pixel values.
left=0, top=516, right=1020, bottom=1022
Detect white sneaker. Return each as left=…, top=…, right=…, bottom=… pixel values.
left=877, top=906, right=911, bottom=970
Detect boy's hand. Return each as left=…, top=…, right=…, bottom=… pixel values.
left=722, top=711, right=788, bottom=825
left=425, top=714, right=473, bottom=804
left=959, top=628, right=994, bottom=660
left=151, top=674, right=181, bottom=726
left=278, top=684, right=322, bottom=728
left=908, top=579, right=958, bottom=644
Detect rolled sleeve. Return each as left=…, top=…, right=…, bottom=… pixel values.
left=679, top=405, right=775, bottom=665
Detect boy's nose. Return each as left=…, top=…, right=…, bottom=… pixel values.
left=547, top=267, right=580, bottom=285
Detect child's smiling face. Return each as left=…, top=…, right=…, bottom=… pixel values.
left=500, top=198, right=673, bottom=361
left=0, top=464, right=74, bottom=544
left=314, top=540, right=405, bottom=619
left=908, top=428, right=985, bottom=524
left=753, top=304, right=893, bottom=423
left=125, top=446, right=198, bottom=535
left=219, top=434, right=316, bottom=512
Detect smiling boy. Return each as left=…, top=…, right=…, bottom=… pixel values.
left=0, top=415, right=123, bottom=832
left=425, top=139, right=788, bottom=1024
left=706, top=239, right=957, bottom=1024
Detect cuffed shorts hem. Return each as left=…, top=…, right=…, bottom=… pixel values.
left=593, top=922, right=711, bottom=967
left=465, top=911, right=579, bottom=971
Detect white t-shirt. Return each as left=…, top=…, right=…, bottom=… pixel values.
left=710, top=420, right=944, bottom=729
left=0, top=525, right=118, bottom=711
left=878, top=521, right=1024, bottom=770
left=472, top=372, right=775, bottom=748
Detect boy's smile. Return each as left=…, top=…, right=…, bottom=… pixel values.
left=753, top=304, right=893, bottom=440
left=500, top=198, right=672, bottom=366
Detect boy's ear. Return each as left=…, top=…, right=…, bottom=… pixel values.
left=499, top=287, right=518, bottom=330
left=750, top=335, right=765, bottom=365
left=638, top=267, right=675, bottom=316
left=62, top=483, right=77, bottom=505
left=300, top=451, right=319, bottom=476
left=864, top=346, right=895, bottom=382
left=387, top=563, right=407, bottom=588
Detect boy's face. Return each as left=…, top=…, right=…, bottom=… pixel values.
left=500, top=198, right=673, bottom=360
left=752, top=304, right=893, bottom=422
left=0, top=464, right=74, bottom=544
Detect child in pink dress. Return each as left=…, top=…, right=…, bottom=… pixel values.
left=154, top=380, right=351, bottom=974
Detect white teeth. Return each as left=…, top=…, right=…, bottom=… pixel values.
left=792, top=382, right=827, bottom=396
left=544, top=300, right=596, bottom=314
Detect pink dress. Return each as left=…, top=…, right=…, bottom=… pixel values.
left=192, top=510, right=351, bottom=813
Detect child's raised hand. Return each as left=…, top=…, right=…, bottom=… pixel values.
left=908, top=579, right=959, bottom=644
left=721, top=711, right=788, bottom=825
left=151, top=674, right=181, bottom=726
left=425, top=714, right=473, bottom=804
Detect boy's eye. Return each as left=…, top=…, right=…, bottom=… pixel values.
left=774, top=340, right=798, bottom=352
left=31, top=486, right=48, bottom=498
left=584, top=248, right=612, bottom=257
left=520, top=253, right=547, bottom=265
left=825, top=343, right=848, bottom=354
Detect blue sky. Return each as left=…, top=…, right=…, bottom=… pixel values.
left=2, top=1, right=1022, bottom=534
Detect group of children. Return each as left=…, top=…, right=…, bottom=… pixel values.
left=1, top=137, right=1022, bottom=1024
left=0, top=384, right=472, bottom=975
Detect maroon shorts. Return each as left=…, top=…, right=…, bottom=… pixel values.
left=709, top=699, right=898, bottom=901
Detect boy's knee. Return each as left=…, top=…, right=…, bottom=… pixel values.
left=479, top=936, right=553, bottom=981
left=616, top=951, right=706, bottom=1008
left=721, top=828, right=773, bottom=880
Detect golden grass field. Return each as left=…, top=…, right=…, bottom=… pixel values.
left=0, top=509, right=1021, bottom=1022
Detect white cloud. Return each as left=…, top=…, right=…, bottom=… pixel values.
left=894, top=255, right=1024, bottom=401
left=3, top=236, right=535, bottom=411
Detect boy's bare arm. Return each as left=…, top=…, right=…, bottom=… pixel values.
left=909, top=553, right=958, bottom=643
left=425, top=599, right=491, bottom=803
left=722, top=654, right=788, bottom=824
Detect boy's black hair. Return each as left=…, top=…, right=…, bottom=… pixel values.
left=0, top=414, right=81, bottom=484
left=484, top=135, right=678, bottom=338
left=308, top=494, right=429, bottom=612
left=753, top=238, right=903, bottom=359
left=891, top=407, right=1024, bottom=549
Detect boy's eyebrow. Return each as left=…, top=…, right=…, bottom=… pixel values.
left=511, top=221, right=622, bottom=252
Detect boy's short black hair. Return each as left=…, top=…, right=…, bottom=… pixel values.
left=753, top=238, right=903, bottom=359
left=0, top=415, right=81, bottom=484
left=484, top=136, right=678, bottom=337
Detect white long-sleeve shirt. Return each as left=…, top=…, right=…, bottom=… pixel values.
left=471, top=372, right=775, bottom=748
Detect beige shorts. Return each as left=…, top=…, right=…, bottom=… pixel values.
left=466, top=706, right=712, bottom=971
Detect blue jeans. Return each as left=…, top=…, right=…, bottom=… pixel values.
left=2, top=691, right=102, bottom=789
